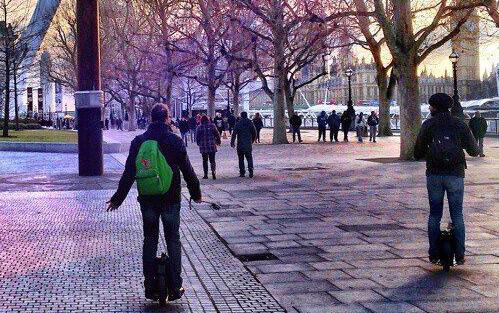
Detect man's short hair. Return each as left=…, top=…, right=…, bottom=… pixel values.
left=429, top=93, right=453, bottom=112
left=241, top=111, right=248, bottom=118
left=151, top=104, right=170, bottom=122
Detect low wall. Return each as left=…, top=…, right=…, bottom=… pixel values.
left=0, top=142, right=130, bottom=154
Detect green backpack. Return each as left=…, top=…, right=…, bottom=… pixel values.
left=135, top=140, right=173, bottom=195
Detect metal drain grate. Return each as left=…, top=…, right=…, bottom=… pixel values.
left=236, top=252, right=279, bottom=262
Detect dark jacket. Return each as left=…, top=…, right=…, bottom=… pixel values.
left=188, top=117, right=197, bottom=130
left=367, top=115, right=379, bottom=127
left=111, top=122, right=201, bottom=207
left=317, top=113, right=328, bottom=128
left=469, top=116, right=488, bottom=139
left=231, top=117, right=257, bottom=152
left=289, top=115, right=302, bottom=128
left=228, top=114, right=236, bottom=128
left=196, top=122, right=221, bottom=154
left=327, top=114, right=341, bottom=129
left=179, top=119, right=190, bottom=133
left=253, top=116, right=264, bottom=130
left=340, top=112, right=352, bottom=129
left=414, top=112, right=479, bottom=177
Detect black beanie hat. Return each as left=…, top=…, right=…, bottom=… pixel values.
left=429, top=93, right=453, bottom=112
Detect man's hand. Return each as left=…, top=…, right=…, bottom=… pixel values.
left=106, top=200, right=119, bottom=212
left=193, top=197, right=203, bottom=204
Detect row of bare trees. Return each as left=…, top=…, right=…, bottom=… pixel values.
left=43, top=0, right=498, bottom=158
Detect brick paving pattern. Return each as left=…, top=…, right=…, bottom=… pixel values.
left=1, top=129, right=498, bottom=313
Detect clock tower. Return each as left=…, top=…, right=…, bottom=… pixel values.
left=451, top=4, right=481, bottom=99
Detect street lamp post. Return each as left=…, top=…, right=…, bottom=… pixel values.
left=449, top=52, right=464, bottom=120
left=345, top=68, right=353, bottom=107
left=75, top=0, right=103, bottom=176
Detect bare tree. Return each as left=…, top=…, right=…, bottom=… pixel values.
left=372, top=0, right=484, bottom=159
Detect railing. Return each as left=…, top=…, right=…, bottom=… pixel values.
left=260, top=117, right=499, bottom=135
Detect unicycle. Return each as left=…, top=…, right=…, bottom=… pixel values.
left=438, top=223, right=456, bottom=272
left=155, top=253, right=170, bottom=306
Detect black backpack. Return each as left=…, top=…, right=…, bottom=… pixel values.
left=428, top=125, right=464, bottom=169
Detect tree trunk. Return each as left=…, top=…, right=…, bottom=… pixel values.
left=207, top=85, right=216, bottom=119
left=127, top=94, right=137, bottom=131
left=398, top=62, right=421, bottom=160
left=2, top=48, right=10, bottom=137
left=232, top=89, right=240, bottom=116
left=285, top=95, right=295, bottom=118
left=376, top=71, right=392, bottom=136
left=13, top=66, right=19, bottom=131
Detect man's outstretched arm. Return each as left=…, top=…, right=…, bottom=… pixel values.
left=109, top=139, right=139, bottom=209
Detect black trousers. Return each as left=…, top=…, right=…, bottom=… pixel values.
left=318, top=127, right=326, bottom=141
left=292, top=127, right=302, bottom=142
left=256, top=128, right=262, bottom=143
left=201, top=152, right=216, bottom=176
left=237, top=150, right=253, bottom=174
left=330, top=128, right=339, bottom=142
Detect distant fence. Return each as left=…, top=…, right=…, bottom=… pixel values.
left=260, top=117, right=499, bottom=135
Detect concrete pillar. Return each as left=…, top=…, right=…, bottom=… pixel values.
left=75, top=0, right=103, bottom=176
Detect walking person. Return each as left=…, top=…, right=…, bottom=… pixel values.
left=213, top=112, right=224, bottom=136
left=367, top=111, right=379, bottom=143
left=231, top=112, right=257, bottom=178
left=196, top=115, right=221, bottom=179
left=469, top=111, right=487, bottom=157
left=414, top=93, right=479, bottom=265
left=252, top=112, right=264, bottom=143
left=188, top=115, right=197, bottom=143
left=317, top=111, right=327, bottom=142
left=289, top=113, right=303, bottom=143
left=340, top=110, right=353, bottom=142
left=107, top=104, right=202, bottom=302
left=178, top=116, right=190, bottom=147
left=327, top=110, right=341, bottom=142
left=227, top=111, right=236, bottom=135
left=355, top=112, right=366, bottom=143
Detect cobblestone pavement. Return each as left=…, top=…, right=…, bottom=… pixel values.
left=1, top=129, right=498, bottom=313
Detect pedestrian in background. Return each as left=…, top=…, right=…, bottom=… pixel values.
left=214, top=113, right=224, bottom=136
left=367, top=111, right=379, bottom=143
left=252, top=112, right=264, bottom=143
left=317, top=111, right=327, bottom=142
left=188, top=115, right=197, bottom=142
left=469, top=111, right=487, bottom=157
left=327, top=110, right=341, bottom=142
left=341, top=111, right=352, bottom=142
left=178, top=116, right=190, bottom=147
left=414, top=93, right=479, bottom=265
left=355, top=112, right=366, bottom=143
left=196, top=115, right=221, bottom=179
left=231, top=112, right=257, bottom=178
left=289, top=113, right=303, bottom=143
left=227, top=111, right=236, bottom=135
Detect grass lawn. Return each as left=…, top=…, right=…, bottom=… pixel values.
left=0, top=129, right=78, bottom=143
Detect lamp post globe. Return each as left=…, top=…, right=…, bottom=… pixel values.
left=449, top=52, right=464, bottom=120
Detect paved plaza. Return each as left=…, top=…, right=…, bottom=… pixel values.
left=1, top=129, right=498, bottom=313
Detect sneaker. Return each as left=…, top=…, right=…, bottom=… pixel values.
left=168, top=287, right=185, bottom=301
left=202, top=175, right=208, bottom=179
left=479, top=154, right=485, bottom=157
left=429, top=255, right=440, bottom=265
left=249, top=172, right=254, bottom=178
left=212, top=172, right=216, bottom=180
left=455, top=256, right=465, bottom=265
left=239, top=173, right=245, bottom=178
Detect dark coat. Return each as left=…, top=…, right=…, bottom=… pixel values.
left=317, top=113, right=328, bottom=128
left=289, top=115, right=302, bottom=128
left=367, top=115, right=379, bottom=127
left=340, top=112, right=352, bottom=129
left=253, top=116, right=264, bottom=130
left=469, top=116, right=487, bottom=139
left=196, top=122, right=221, bottom=154
left=179, top=119, right=190, bottom=133
left=327, top=114, right=341, bottom=129
left=111, top=122, right=201, bottom=207
left=231, top=117, right=257, bottom=152
left=414, top=112, right=479, bottom=177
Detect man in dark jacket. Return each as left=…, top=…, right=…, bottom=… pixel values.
left=188, top=116, right=197, bottom=142
left=341, top=107, right=354, bottom=142
left=367, top=111, right=379, bottom=143
left=289, top=113, right=303, bottom=143
left=317, top=111, right=327, bottom=142
left=414, top=93, right=479, bottom=266
left=231, top=111, right=257, bottom=177
left=468, top=111, right=487, bottom=157
left=227, top=111, right=236, bottom=135
left=178, top=116, right=190, bottom=146
left=327, top=110, right=341, bottom=142
left=107, top=104, right=202, bottom=301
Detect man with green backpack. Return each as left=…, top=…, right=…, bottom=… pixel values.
left=107, top=104, right=201, bottom=301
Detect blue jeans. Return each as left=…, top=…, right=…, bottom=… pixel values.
left=427, top=175, right=465, bottom=259
left=140, top=203, right=182, bottom=289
